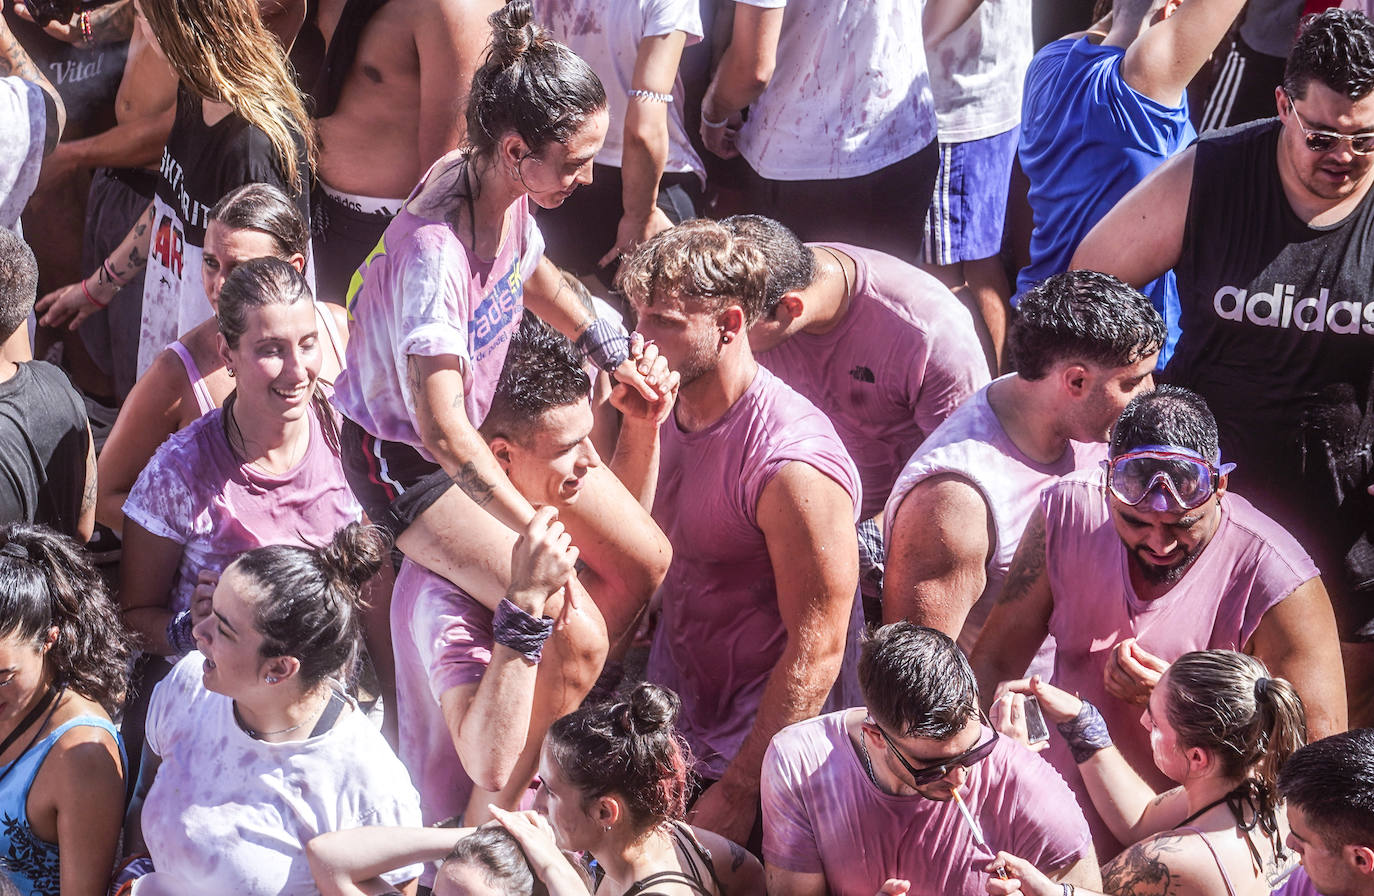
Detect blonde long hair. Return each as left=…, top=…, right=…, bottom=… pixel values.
left=140, top=0, right=315, bottom=190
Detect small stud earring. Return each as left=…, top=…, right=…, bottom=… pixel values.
left=721, top=332, right=732, bottom=344
left=227, top=368, right=236, bottom=378
left=604, top=825, right=612, bottom=832
left=265, top=676, right=278, bottom=684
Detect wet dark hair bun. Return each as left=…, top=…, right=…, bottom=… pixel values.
left=619, top=683, right=679, bottom=737
left=487, top=0, right=545, bottom=67
left=318, top=523, right=390, bottom=596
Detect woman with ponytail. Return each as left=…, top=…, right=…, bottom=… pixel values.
left=987, top=650, right=1306, bottom=896
left=36, top=0, right=315, bottom=378
left=125, top=522, right=422, bottom=896
left=0, top=522, right=130, bottom=896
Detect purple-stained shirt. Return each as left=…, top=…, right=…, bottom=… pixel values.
left=1273, top=867, right=1320, bottom=896
left=883, top=377, right=1104, bottom=666
left=333, top=152, right=544, bottom=456
left=762, top=711, right=1092, bottom=896
left=757, top=244, right=988, bottom=519
left=1042, top=469, right=1319, bottom=848
left=123, top=406, right=361, bottom=615
left=646, top=366, right=862, bottom=777
left=390, top=559, right=493, bottom=885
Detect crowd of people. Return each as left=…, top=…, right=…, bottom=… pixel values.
left=0, top=0, right=1373, bottom=892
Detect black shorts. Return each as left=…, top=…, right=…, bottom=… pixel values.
left=340, top=417, right=453, bottom=540
left=313, top=188, right=395, bottom=306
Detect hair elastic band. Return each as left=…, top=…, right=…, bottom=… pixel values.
left=80, top=278, right=108, bottom=309
left=1254, top=676, right=1272, bottom=700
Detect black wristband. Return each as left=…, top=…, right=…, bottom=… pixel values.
left=492, top=598, right=555, bottom=663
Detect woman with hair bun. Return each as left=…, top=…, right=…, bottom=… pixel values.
left=125, top=522, right=422, bottom=896
left=0, top=522, right=130, bottom=896
left=988, top=650, right=1306, bottom=896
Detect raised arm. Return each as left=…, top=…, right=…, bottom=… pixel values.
left=970, top=507, right=1054, bottom=707
left=14, top=0, right=135, bottom=45
left=1119, top=0, right=1247, bottom=106
left=600, top=28, right=688, bottom=266
left=1247, top=577, right=1348, bottom=740
left=1070, top=146, right=1194, bottom=288
left=689, top=462, right=859, bottom=847
left=0, top=12, right=65, bottom=151
left=699, top=2, right=783, bottom=159
left=883, top=475, right=992, bottom=632
left=442, top=507, right=578, bottom=792
left=308, top=825, right=473, bottom=896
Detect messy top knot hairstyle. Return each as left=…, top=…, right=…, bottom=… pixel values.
left=210, top=183, right=309, bottom=263
left=1009, top=270, right=1165, bottom=380
left=231, top=522, right=390, bottom=689
left=466, top=0, right=606, bottom=160
left=616, top=218, right=770, bottom=323
left=138, top=0, right=315, bottom=189
left=547, top=683, right=692, bottom=830
left=1164, top=651, right=1306, bottom=832
left=1284, top=8, right=1374, bottom=101
left=0, top=523, right=132, bottom=714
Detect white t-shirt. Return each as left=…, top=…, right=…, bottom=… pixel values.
left=734, top=0, right=936, bottom=181
left=926, top=0, right=1033, bottom=142
left=535, top=0, right=705, bottom=184
left=142, top=653, right=423, bottom=895
left=0, top=77, right=44, bottom=231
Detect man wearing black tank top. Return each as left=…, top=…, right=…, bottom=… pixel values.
left=1072, top=8, right=1374, bottom=727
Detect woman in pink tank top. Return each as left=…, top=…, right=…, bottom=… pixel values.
left=988, top=651, right=1305, bottom=896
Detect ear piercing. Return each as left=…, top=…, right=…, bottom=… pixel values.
left=227, top=368, right=236, bottom=378
left=265, top=676, right=278, bottom=684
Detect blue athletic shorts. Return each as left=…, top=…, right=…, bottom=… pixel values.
left=922, top=127, right=1019, bottom=266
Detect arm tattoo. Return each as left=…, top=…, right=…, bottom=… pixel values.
left=0, top=29, right=42, bottom=82
left=450, top=461, right=494, bottom=507
left=1103, top=836, right=1186, bottom=896
left=728, top=841, right=748, bottom=873
left=998, top=513, right=1047, bottom=605
left=81, top=470, right=98, bottom=516
left=86, top=0, right=135, bottom=43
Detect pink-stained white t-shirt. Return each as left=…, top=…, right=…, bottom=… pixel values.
left=390, top=558, right=491, bottom=834
left=333, top=153, right=544, bottom=455
left=883, top=378, right=1104, bottom=662
left=645, top=366, right=862, bottom=778
left=123, top=405, right=362, bottom=615
left=1041, top=469, right=1319, bottom=846
left=762, top=710, right=1092, bottom=896
left=143, top=653, right=423, bottom=895
left=757, top=244, right=987, bottom=519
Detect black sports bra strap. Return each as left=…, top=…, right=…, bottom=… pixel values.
left=670, top=821, right=726, bottom=895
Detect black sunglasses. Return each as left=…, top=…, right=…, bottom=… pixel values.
left=870, top=713, right=999, bottom=787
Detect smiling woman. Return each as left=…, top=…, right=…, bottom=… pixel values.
left=119, top=258, right=363, bottom=661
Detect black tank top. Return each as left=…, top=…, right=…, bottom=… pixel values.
left=1168, top=118, right=1374, bottom=529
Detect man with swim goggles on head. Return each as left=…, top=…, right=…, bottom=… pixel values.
left=972, top=384, right=1346, bottom=857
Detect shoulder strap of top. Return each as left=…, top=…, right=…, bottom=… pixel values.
left=671, top=821, right=725, bottom=895
left=1173, top=827, right=1240, bottom=896
left=167, top=340, right=217, bottom=417
left=624, top=870, right=715, bottom=896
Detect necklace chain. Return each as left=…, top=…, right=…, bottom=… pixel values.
left=858, top=726, right=882, bottom=790
left=818, top=246, right=852, bottom=304
left=235, top=690, right=332, bottom=740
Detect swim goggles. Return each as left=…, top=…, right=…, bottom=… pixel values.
left=1102, top=444, right=1235, bottom=510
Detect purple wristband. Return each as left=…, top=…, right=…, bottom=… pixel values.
left=492, top=598, right=555, bottom=663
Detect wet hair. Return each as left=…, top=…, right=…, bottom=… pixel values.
left=547, top=683, right=692, bottom=830
left=1008, top=271, right=1165, bottom=380
left=466, top=0, right=606, bottom=160
left=481, top=312, right=590, bottom=444
left=859, top=623, right=978, bottom=740
left=1284, top=9, right=1374, bottom=101
left=0, top=523, right=132, bottom=714
left=0, top=229, right=37, bottom=344
left=216, top=256, right=314, bottom=351
left=721, top=215, right=816, bottom=315
left=616, top=218, right=770, bottom=323
left=232, top=523, right=389, bottom=689
left=1163, top=651, right=1306, bottom=823
left=138, top=0, right=315, bottom=190
left=209, top=183, right=309, bottom=261
left=441, top=824, right=548, bottom=896
left=1279, top=728, right=1374, bottom=849
left=1109, top=385, right=1221, bottom=461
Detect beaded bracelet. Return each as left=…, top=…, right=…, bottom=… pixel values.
left=80, top=277, right=108, bottom=309
left=78, top=11, right=93, bottom=45
left=628, top=88, right=673, bottom=104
